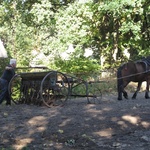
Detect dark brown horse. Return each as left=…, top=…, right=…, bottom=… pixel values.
left=117, top=57, right=150, bottom=100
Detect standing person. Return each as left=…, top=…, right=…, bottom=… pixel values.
left=0, top=59, right=16, bottom=105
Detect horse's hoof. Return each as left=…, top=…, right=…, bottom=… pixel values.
left=145, top=96, right=150, bottom=99
left=118, top=98, right=122, bottom=101
left=124, top=96, right=128, bottom=99
left=123, top=94, right=128, bottom=99
left=132, top=97, right=136, bottom=99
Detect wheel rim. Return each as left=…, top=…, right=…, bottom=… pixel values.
left=40, top=71, right=70, bottom=107
left=8, top=74, right=22, bottom=104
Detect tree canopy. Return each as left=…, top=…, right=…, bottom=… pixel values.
left=0, top=0, right=149, bottom=74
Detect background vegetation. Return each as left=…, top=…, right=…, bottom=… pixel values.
left=0, top=0, right=149, bottom=76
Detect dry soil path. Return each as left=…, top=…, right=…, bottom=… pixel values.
left=0, top=93, right=150, bottom=150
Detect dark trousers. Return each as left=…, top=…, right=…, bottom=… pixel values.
left=0, top=78, right=11, bottom=105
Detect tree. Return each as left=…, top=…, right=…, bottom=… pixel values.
left=0, top=1, right=36, bottom=66
left=0, top=0, right=149, bottom=73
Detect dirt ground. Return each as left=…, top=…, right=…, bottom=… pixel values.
left=0, top=92, right=150, bottom=150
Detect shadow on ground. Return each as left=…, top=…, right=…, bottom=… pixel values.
left=0, top=93, right=150, bottom=150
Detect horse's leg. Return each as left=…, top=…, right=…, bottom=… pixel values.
left=118, top=85, right=123, bottom=100
left=118, top=83, right=127, bottom=100
left=123, top=89, right=128, bottom=99
left=145, top=79, right=150, bottom=99
left=118, top=81, right=129, bottom=100
left=123, top=80, right=131, bottom=99
left=132, top=81, right=142, bottom=99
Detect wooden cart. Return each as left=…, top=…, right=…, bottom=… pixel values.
left=8, top=70, right=102, bottom=107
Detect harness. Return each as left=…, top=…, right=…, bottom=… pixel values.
left=137, top=56, right=150, bottom=73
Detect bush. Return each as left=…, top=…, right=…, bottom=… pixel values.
left=55, top=56, right=101, bottom=78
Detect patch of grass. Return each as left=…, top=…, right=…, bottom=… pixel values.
left=85, top=74, right=117, bottom=95
left=81, top=73, right=146, bottom=96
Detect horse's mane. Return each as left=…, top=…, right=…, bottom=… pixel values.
left=119, top=60, right=134, bottom=69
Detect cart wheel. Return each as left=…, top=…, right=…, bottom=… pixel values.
left=8, top=74, right=22, bottom=104
left=69, top=79, right=88, bottom=99
left=40, top=71, right=70, bottom=107
left=88, top=85, right=102, bottom=104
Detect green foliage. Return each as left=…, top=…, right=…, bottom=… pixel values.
left=0, top=0, right=149, bottom=72
left=54, top=2, right=92, bottom=51
left=0, top=1, right=36, bottom=67
left=55, top=56, right=100, bottom=76
left=0, top=59, right=9, bottom=75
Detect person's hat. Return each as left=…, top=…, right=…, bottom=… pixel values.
left=10, top=59, right=17, bottom=65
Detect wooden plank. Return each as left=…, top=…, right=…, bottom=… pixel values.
left=16, top=66, right=48, bottom=70
left=20, top=71, right=50, bottom=80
